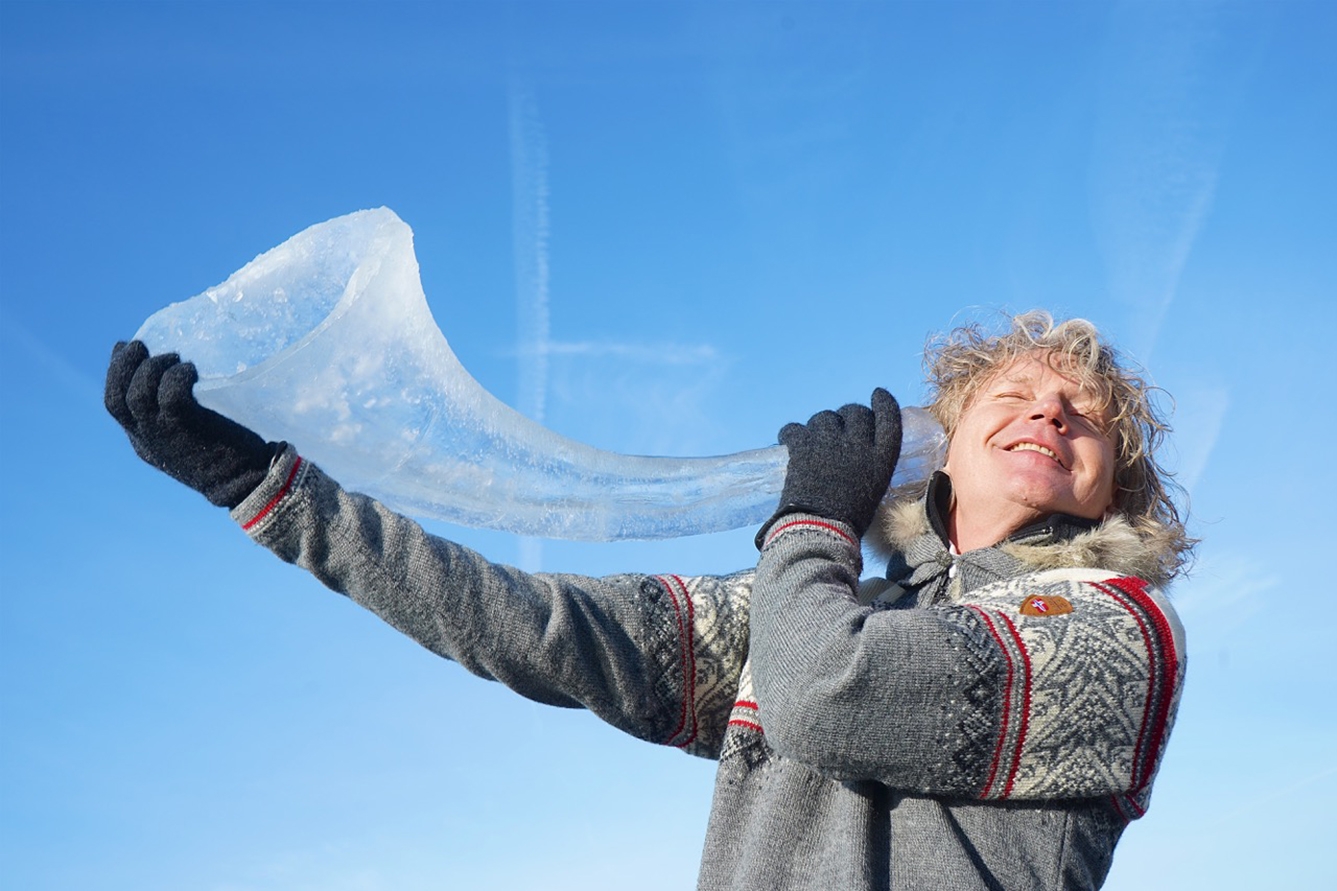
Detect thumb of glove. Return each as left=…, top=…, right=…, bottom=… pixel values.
left=871, top=387, right=903, bottom=473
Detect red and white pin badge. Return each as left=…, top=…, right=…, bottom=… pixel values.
left=1019, top=594, right=1073, bottom=617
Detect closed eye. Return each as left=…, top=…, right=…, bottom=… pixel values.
left=1068, top=408, right=1109, bottom=435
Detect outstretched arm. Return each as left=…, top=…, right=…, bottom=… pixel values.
left=236, top=446, right=752, bottom=754
left=106, top=342, right=752, bottom=758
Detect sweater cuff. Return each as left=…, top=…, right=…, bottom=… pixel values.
left=758, top=511, right=862, bottom=554
left=230, top=443, right=307, bottom=536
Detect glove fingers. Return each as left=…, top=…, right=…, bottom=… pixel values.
left=125, top=352, right=181, bottom=424
left=778, top=420, right=808, bottom=448
left=104, top=340, right=149, bottom=428
left=836, top=403, right=875, bottom=443
left=158, top=360, right=201, bottom=418
left=808, top=409, right=845, bottom=434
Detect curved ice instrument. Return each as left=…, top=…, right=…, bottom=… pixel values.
left=135, top=208, right=946, bottom=540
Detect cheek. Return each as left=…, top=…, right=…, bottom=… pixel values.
left=941, top=412, right=995, bottom=473
left=941, top=434, right=975, bottom=474
left=1087, top=443, right=1118, bottom=506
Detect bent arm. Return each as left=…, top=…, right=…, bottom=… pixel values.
left=233, top=446, right=752, bottom=758
left=750, top=515, right=1184, bottom=809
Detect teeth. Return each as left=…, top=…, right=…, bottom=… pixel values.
left=1009, top=442, right=1060, bottom=462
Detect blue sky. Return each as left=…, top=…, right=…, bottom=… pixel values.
left=1, top=2, right=1334, bottom=888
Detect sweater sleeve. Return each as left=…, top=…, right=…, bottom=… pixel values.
left=750, top=514, right=1185, bottom=814
left=230, top=446, right=753, bottom=759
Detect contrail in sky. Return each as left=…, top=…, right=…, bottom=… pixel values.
left=1090, top=1, right=1239, bottom=363
left=509, top=82, right=551, bottom=426
left=509, top=81, right=551, bottom=571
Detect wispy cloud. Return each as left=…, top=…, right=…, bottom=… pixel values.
left=1173, top=551, right=1278, bottom=647
left=0, top=305, right=100, bottom=403
left=1165, top=382, right=1229, bottom=494
left=1090, top=2, right=1238, bottom=361
left=509, top=81, right=551, bottom=571
left=509, top=82, right=551, bottom=424
left=511, top=339, right=721, bottom=365
left=1203, top=764, right=1337, bottom=830
left=545, top=345, right=733, bottom=458
left=209, top=845, right=393, bottom=891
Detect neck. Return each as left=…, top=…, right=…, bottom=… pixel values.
left=947, top=506, right=1041, bottom=552
left=920, top=472, right=1028, bottom=553
left=924, top=471, right=1059, bottom=553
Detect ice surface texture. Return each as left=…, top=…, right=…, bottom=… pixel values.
left=135, top=208, right=946, bottom=540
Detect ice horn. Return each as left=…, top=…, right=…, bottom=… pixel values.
left=134, top=208, right=946, bottom=541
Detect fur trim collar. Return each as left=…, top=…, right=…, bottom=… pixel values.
left=866, top=491, right=1176, bottom=589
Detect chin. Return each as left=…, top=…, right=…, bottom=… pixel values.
left=1007, top=480, right=1083, bottom=519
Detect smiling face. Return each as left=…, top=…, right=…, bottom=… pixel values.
left=942, top=352, right=1117, bottom=551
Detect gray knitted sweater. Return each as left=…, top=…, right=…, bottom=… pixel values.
left=234, top=448, right=1185, bottom=890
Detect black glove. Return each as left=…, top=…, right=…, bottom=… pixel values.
left=757, top=387, right=902, bottom=547
left=105, top=340, right=277, bottom=509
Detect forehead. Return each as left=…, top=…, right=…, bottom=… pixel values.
left=979, top=353, right=1105, bottom=403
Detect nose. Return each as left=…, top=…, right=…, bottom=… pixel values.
left=1028, top=394, right=1068, bottom=430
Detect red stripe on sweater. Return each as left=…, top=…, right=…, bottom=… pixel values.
left=1095, top=583, right=1157, bottom=788
left=1099, top=577, right=1179, bottom=795
left=241, top=457, right=304, bottom=531
left=1111, top=789, right=1146, bottom=820
left=994, top=611, right=1033, bottom=799
left=728, top=718, right=765, bottom=734
left=968, top=606, right=1015, bottom=799
left=656, top=575, right=698, bottom=749
left=1109, top=577, right=1179, bottom=794
left=765, top=518, right=858, bottom=549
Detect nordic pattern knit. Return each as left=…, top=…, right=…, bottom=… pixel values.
left=234, top=446, right=1185, bottom=890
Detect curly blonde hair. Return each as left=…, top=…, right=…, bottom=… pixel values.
left=923, top=311, right=1194, bottom=580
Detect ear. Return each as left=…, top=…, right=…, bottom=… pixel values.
left=940, top=435, right=957, bottom=475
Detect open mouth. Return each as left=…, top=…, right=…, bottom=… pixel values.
left=1007, top=442, right=1066, bottom=468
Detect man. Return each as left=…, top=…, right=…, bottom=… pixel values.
left=106, top=311, right=1190, bottom=890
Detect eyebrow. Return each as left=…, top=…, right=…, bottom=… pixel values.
left=988, top=374, right=1037, bottom=391
left=987, top=375, right=1104, bottom=410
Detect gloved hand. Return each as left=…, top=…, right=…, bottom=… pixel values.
left=105, top=340, right=278, bottom=509
left=757, top=387, right=903, bottom=546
